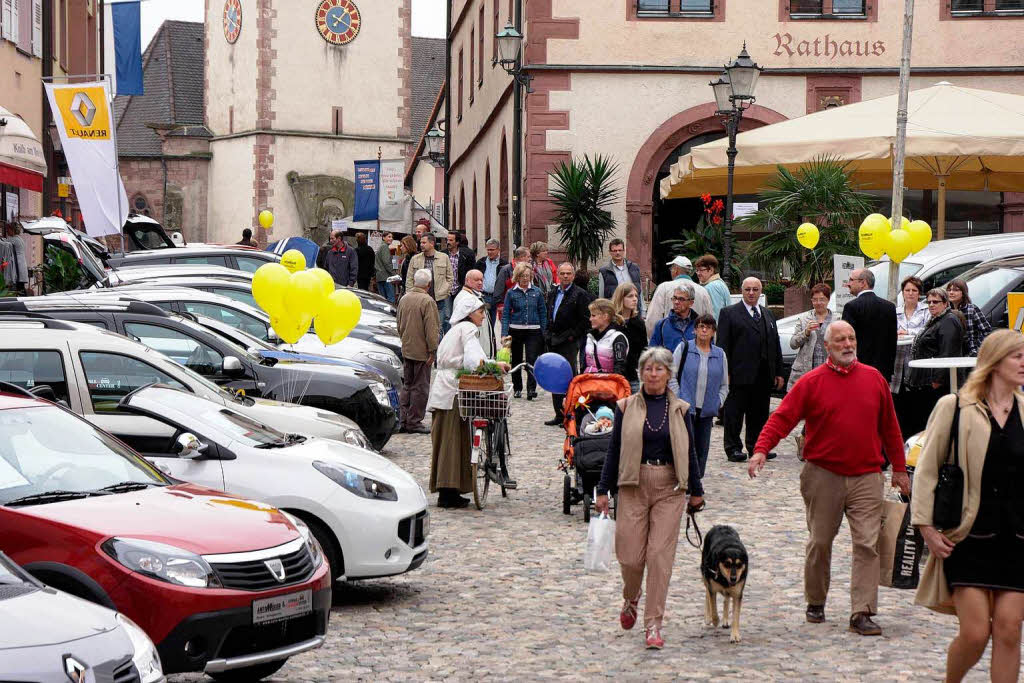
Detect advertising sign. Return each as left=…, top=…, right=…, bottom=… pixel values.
left=353, top=160, right=380, bottom=222
left=833, top=254, right=864, bottom=317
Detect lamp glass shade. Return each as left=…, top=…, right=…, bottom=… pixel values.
left=425, top=125, right=443, bottom=156
left=725, top=46, right=762, bottom=99
left=496, top=22, right=522, bottom=64
left=710, top=75, right=733, bottom=112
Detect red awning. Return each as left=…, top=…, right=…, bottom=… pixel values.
left=0, top=162, right=43, bottom=193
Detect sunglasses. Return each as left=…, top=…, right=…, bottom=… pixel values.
left=927, top=300, right=944, bottom=305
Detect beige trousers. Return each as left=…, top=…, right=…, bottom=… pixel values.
left=615, top=464, right=687, bottom=629
left=799, top=461, right=884, bottom=616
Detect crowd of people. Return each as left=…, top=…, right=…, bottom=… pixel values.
left=330, top=227, right=1020, bottom=673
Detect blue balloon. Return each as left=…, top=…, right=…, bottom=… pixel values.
left=534, top=352, right=573, bottom=395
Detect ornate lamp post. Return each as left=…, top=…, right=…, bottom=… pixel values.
left=496, top=21, right=532, bottom=248
left=709, top=44, right=762, bottom=284
left=424, top=121, right=446, bottom=167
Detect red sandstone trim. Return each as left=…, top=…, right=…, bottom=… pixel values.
left=941, top=0, right=1024, bottom=20
left=625, top=0, right=726, bottom=22
left=398, top=0, right=412, bottom=157
left=778, top=0, right=877, bottom=22
left=253, top=0, right=277, bottom=245
left=805, top=74, right=862, bottom=114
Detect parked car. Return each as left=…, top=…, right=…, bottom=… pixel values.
left=0, top=316, right=374, bottom=450
left=117, top=384, right=428, bottom=584
left=776, top=233, right=1024, bottom=386
left=0, top=388, right=331, bottom=679
left=106, top=243, right=277, bottom=270
left=121, top=214, right=177, bottom=251
left=21, top=217, right=110, bottom=289
left=0, top=299, right=397, bottom=449
left=0, top=550, right=164, bottom=682
left=949, top=255, right=1024, bottom=329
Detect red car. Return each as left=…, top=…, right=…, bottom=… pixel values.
left=0, top=387, right=331, bottom=681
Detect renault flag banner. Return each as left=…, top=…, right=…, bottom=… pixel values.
left=44, top=81, right=128, bottom=238
left=353, top=160, right=380, bottom=222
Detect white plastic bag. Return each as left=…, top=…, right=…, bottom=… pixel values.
left=583, top=513, right=615, bottom=572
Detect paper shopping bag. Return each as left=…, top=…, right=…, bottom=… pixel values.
left=583, top=514, right=615, bottom=573
left=878, top=496, right=923, bottom=589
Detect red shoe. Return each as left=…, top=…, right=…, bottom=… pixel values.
left=619, top=597, right=639, bottom=630
left=645, top=626, right=664, bottom=649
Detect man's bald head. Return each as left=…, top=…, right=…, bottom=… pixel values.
left=741, top=277, right=762, bottom=307
left=824, top=320, right=858, bottom=367
left=464, top=269, right=484, bottom=292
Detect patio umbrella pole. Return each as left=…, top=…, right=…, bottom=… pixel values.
left=888, top=0, right=915, bottom=302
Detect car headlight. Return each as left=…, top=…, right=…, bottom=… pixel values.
left=313, top=460, right=398, bottom=501
left=369, top=381, right=391, bottom=407
left=366, top=351, right=401, bottom=368
left=102, top=538, right=220, bottom=588
left=280, top=511, right=325, bottom=569
left=116, top=613, right=163, bottom=683
left=342, top=427, right=372, bottom=450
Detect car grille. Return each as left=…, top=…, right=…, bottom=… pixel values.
left=210, top=545, right=316, bottom=591
left=0, top=584, right=37, bottom=600
left=218, top=612, right=319, bottom=659
left=112, top=658, right=140, bottom=683
left=398, top=510, right=428, bottom=548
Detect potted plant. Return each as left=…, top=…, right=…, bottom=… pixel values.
left=456, top=362, right=506, bottom=392
left=549, top=154, right=621, bottom=273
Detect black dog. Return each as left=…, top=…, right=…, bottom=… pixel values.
left=702, top=525, right=749, bottom=643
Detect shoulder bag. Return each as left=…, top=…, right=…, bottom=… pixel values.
left=932, top=398, right=963, bottom=530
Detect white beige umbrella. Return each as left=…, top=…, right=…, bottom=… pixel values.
left=660, top=82, right=1024, bottom=238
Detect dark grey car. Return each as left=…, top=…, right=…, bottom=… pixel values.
left=0, top=552, right=165, bottom=682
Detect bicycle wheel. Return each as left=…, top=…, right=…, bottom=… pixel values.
left=494, top=419, right=513, bottom=498
left=472, top=425, right=491, bottom=510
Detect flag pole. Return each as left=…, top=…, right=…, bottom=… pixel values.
left=888, top=0, right=914, bottom=303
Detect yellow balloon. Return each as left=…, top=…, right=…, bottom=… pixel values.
left=884, top=229, right=914, bottom=264
left=315, top=290, right=362, bottom=346
left=907, top=220, right=932, bottom=254
left=280, top=249, right=306, bottom=274
left=859, top=229, right=886, bottom=261
left=796, top=223, right=820, bottom=250
left=861, top=213, right=891, bottom=233
left=258, top=210, right=274, bottom=229
left=251, top=263, right=291, bottom=317
left=270, top=310, right=311, bottom=345
left=284, top=270, right=328, bottom=320
left=889, top=215, right=911, bottom=232
left=308, top=267, right=336, bottom=299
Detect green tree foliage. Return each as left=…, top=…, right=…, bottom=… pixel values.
left=740, top=158, right=877, bottom=286
left=549, top=154, right=621, bottom=272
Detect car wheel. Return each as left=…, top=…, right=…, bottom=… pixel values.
left=209, top=659, right=287, bottom=682
left=291, top=512, right=344, bottom=584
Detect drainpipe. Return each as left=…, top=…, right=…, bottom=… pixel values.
left=511, top=0, right=523, bottom=250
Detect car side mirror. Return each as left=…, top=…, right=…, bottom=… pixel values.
left=28, top=385, right=58, bottom=402
left=266, top=328, right=281, bottom=343
left=223, top=356, right=244, bottom=376
left=176, top=433, right=208, bottom=460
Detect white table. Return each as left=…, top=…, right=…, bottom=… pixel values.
left=897, top=337, right=914, bottom=347
left=908, top=357, right=977, bottom=393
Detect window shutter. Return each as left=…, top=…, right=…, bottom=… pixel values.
left=31, top=0, right=40, bottom=57
left=18, top=0, right=31, bottom=53
left=1, top=0, right=11, bottom=41
left=9, top=0, right=18, bottom=45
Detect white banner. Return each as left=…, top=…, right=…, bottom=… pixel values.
left=378, top=159, right=406, bottom=222
left=833, top=253, right=864, bottom=317
left=44, top=80, right=127, bottom=238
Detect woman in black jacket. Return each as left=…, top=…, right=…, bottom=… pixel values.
left=907, top=287, right=965, bottom=434
left=613, top=282, right=647, bottom=391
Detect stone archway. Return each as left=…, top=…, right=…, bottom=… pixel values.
left=625, top=103, right=788, bottom=277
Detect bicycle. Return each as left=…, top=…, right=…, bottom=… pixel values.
left=457, top=362, right=530, bottom=510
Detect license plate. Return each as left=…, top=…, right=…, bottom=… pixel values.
left=252, top=590, right=312, bottom=625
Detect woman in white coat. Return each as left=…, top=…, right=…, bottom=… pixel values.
left=427, top=296, right=507, bottom=508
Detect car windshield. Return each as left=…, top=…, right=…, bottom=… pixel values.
left=964, top=267, right=1024, bottom=310
left=0, top=406, right=168, bottom=505
left=127, top=386, right=289, bottom=448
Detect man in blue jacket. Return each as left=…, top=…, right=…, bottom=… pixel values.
left=650, top=284, right=698, bottom=351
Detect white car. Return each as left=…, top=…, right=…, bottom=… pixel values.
left=117, top=385, right=429, bottom=584
left=0, top=318, right=373, bottom=450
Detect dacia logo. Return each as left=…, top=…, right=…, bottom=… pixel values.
left=265, top=558, right=286, bottom=582
left=68, top=91, right=97, bottom=128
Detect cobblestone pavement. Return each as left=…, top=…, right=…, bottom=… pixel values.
left=174, top=392, right=993, bottom=682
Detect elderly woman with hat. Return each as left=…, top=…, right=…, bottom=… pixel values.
left=427, top=295, right=508, bottom=508
left=595, top=346, right=706, bottom=650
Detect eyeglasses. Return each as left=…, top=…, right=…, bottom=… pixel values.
left=849, top=277, right=865, bottom=281
left=927, top=299, right=944, bottom=305
left=672, top=296, right=692, bottom=302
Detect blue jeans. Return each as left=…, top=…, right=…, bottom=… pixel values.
left=377, top=280, right=395, bottom=303
left=438, top=296, right=452, bottom=336
left=692, top=409, right=714, bottom=479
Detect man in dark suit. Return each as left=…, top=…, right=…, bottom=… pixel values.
left=544, top=262, right=592, bottom=426
left=841, top=268, right=897, bottom=379
left=716, top=277, right=784, bottom=463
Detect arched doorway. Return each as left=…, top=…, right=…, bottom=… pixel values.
left=484, top=163, right=492, bottom=241
left=625, top=103, right=788, bottom=280
left=472, top=178, right=479, bottom=246
left=458, top=184, right=467, bottom=232
left=498, top=132, right=509, bottom=253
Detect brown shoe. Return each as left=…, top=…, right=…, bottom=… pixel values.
left=806, top=604, right=825, bottom=623
left=849, top=612, right=882, bottom=636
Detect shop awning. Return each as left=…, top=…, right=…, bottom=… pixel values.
left=0, top=105, right=46, bottom=192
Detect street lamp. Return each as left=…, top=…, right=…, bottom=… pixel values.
left=424, top=121, right=446, bottom=167
left=710, top=43, right=762, bottom=285
left=496, top=20, right=532, bottom=248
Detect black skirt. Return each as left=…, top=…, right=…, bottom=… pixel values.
left=945, top=406, right=1024, bottom=592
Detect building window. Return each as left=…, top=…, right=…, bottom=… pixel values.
left=469, top=27, right=475, bottom=104
left=478, top=6, right=485, bottom=85
left=787, top=0, right=868, bottom=18
left=634, top=0, right=722, bottom=20
left=950, top=0, right=1024, bottom=14
left=132, top=194, right=151, bottom=215
left=493, top=1, right=499, bottom=63
left=332, top=107, right=343, bottom=135
left=457, top=49, right=464, bottom=121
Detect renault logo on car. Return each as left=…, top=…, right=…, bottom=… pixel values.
left=63, top=655, right=87, bottom=683
left=265, top=558, right=286, bottom=582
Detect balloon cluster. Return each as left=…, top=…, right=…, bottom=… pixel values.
left=858, top=213, right=932, bottom=264
left=251, top=249, right=362, bottom=345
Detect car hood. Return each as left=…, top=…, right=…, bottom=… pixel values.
left=282, top=438, right=420, bottom=491
left=258, top=349, right=385, bottom=379
left=262, top=358, right=381, bottom=387
left=0, top=587, right=118, bottom=649
left=235, top=396, right=360, bottom=438
left=20, top=484, right=300, bottom=555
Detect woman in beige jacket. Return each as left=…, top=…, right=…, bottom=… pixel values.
left=912, top=329, right=1024, bottom=683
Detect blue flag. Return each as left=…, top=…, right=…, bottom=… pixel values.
left=111, top=2, right=143, bottom=95
left=353, top=160, right=380, bottom=222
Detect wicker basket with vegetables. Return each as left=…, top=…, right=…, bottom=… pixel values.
left=457, top=362, right=510, bottom=418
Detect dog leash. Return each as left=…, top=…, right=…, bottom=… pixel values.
left=685, top=500, right=705, bottom=549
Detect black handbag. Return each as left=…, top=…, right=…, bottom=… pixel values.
left=932, top=398, right=963, bottom=530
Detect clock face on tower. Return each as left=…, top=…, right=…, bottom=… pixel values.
left=223, top=0, right=242, bottom=44
left=315, top=0, right=361, bottom=46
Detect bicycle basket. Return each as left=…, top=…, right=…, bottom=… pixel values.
left=457, top=387, right=511, bottom=420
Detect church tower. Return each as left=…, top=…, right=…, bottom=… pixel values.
left=204, top=0, right=412, bottom=244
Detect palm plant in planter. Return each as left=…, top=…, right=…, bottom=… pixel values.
left=549, top=154, right=621, bottom=273
left=740, top=158, right=876, bottom=287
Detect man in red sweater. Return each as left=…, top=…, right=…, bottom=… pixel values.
left=749, top=320, right=910, bottom=637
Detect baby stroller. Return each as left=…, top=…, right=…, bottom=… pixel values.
left=560, top=373, right=631, bottom=521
